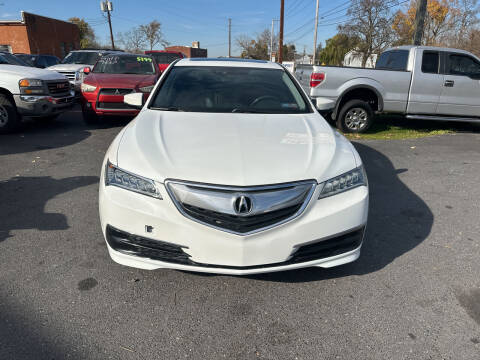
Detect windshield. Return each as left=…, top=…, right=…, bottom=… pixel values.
left=0, top=53, right=30, bottom=66
left=93, top=55, right=156, bottom=75
left=149, top=52, right=182, bottom=64
left=150, top=66, right=310, bottom=114
left=62, top=51, right=102, bottom=65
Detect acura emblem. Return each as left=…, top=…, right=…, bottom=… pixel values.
left=234, top=195, right=253, bottom=215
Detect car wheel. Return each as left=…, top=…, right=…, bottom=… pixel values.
left=82, top=106, right=98, bottom=125
left=336, top=100, right=373, bottom=133
left=0, top=94, right=20, bottom=134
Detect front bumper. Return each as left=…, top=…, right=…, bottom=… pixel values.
left=81, top=91, right=140, bottom=117
left=14, top=93, right=75, bottom=117
left=99, top=172, right=369, bottom=274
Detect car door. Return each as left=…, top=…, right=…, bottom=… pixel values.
left=407, top=50, right=443, bottom=114
left=436, top=52, right=480, bottom=117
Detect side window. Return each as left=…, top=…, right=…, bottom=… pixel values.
left=376, top=50, right=409, bottom=71
left=47, top=56, right=59, bottom=66
left=421, top=51, right=439, bottom=74
left=448, top=54, right=480, bottom=77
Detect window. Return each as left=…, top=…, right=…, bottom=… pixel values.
left=421, top=51, right=439, bottom=74
left=375, top=50, right=409, bottom=71
left=150, top=66, right=311, bottom=114
left=447, top=54, right=480, bottom=77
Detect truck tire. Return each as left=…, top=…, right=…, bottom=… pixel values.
left=0, top=94, right=20, bottom=134
left=336, top=100, right=373, bottom=133
left=82, top=106, right=98, bottom=125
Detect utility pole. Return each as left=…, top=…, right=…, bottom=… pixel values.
left=312, top=0, right=320, bottom=65
left=270, top=19, right=275, bottom=61
left=278, top=0, right=284, bottom=63
left=101, top=1, right=115, bottom=49
left=413, top=0, right=427, bottom=45
left=228, top=18, right=231, bottom=58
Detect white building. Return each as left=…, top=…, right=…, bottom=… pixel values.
left=343, top=49, right=377, bottom=68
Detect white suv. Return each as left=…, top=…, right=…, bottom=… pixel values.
left=48, top=49, right=122, bottom=92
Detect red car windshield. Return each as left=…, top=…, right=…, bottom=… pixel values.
left=93, top=55, right=156, bottom=75
left=149, top=52, right=182, bottom=64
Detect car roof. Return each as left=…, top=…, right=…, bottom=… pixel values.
left=386, top=45, right=475, bottom=55
left=175, top=58, right=283, bottom=69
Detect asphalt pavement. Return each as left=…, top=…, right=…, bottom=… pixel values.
left=0, top=109, right=479, bottom=360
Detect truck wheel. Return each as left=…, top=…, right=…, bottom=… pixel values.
left=82, top=106, right=98, bottom=125
left=0, top=94, right=20, bottom=134
left=337, top=100, right=373, bottom=133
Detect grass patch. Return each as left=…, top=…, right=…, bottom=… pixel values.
left=342, top=115, right=478, bottom=140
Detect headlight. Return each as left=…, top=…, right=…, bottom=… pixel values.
left=139, top=85, right=154, bottom=93
left=105, top=161, right=162, bottom=199
left=81, top=83, right=96, bottom=92
left=19, top=78, right=43, bottom=87
left=19, top=78, right=45, bottom=94
left=319, top=166, right=367, bottom=199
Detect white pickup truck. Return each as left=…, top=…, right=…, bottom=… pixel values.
left=295, top=45, right=480, bottom=132
left=0, top=52, right=74, bottom=134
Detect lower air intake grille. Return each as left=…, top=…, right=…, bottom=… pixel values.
left=106, top=225, right=192, bottom=265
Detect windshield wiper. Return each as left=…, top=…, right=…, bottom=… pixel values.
left=151, top=107, right=183, bottom=111
left=231, top=108, right=268, bottom=113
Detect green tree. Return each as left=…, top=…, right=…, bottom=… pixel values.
left=319, top=34, right=358, bottom=66
left=68, top=17, right=96, bottom=49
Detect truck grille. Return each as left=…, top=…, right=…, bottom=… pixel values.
left=166, top=180, right=316, bottom=235
left=47, top=80, right=71, bottom=97
left=57, top=71, right=76, bottom=81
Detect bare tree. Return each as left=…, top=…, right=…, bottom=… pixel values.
left=139, top=20, right=169, bottom=50
left=236, top=29, right=280, bottom=60
left=339, top=0, right=392, bottom=67
left=117, top=27, right=146, bottom=53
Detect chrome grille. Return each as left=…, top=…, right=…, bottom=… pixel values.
left=57, top=71, right=76, bottom=81
left=166, top=180, right=317, bottom=235
left=47, top=80, right=70, bottom=97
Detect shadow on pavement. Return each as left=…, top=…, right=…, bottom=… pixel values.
left=0, top=175, right=98, bottom=242
left=0, top=106, right=132, bottom=156
left=245, top=142, right=435, bottom=283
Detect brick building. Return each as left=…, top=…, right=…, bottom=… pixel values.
left=0, top=11, right=80, bottom=58
left=166, top=42, right=207, bottom=58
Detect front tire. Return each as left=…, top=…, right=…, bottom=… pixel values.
left=336, top=100, right=373, bottom=133
left=82, top=106, right=98, bottom=125
left=0, top=94, right=20, bottom=134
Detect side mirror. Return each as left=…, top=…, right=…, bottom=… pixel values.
left=83, top=67, right=91, bottom=75
left=315, top=97, right=335, bottom=111
left=124, top=92, right=144, bottom=109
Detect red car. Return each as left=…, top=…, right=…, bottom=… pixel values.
left=144, top=50, right=185, bottom=73
left=80, top=53, right=160, bottom=123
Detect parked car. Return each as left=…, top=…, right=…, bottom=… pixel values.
left=80, top=53, right=160, bottom=123
left=295, top=45, right=480, bottom=132
left=14, top=54, right=60, bottom=68
left=144, top=50, right=185, bottom=73
left=99, top=58, right=369, bottom=275
left=0, top=51, right=32, bottom=67
left=47, top=49, right=122, bottom=92
left=0, top=55, right=74, bottom=133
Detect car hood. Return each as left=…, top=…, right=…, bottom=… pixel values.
left=85, top=73, right=157, bottom=88
left=116, top=110, right=358, bottom=186
left=47, top=64, right=89, bottom=71
left=0, top=64, right=68, bottom=80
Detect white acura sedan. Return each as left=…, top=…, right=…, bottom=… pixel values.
left=99, top=58, right=368, bottom=275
